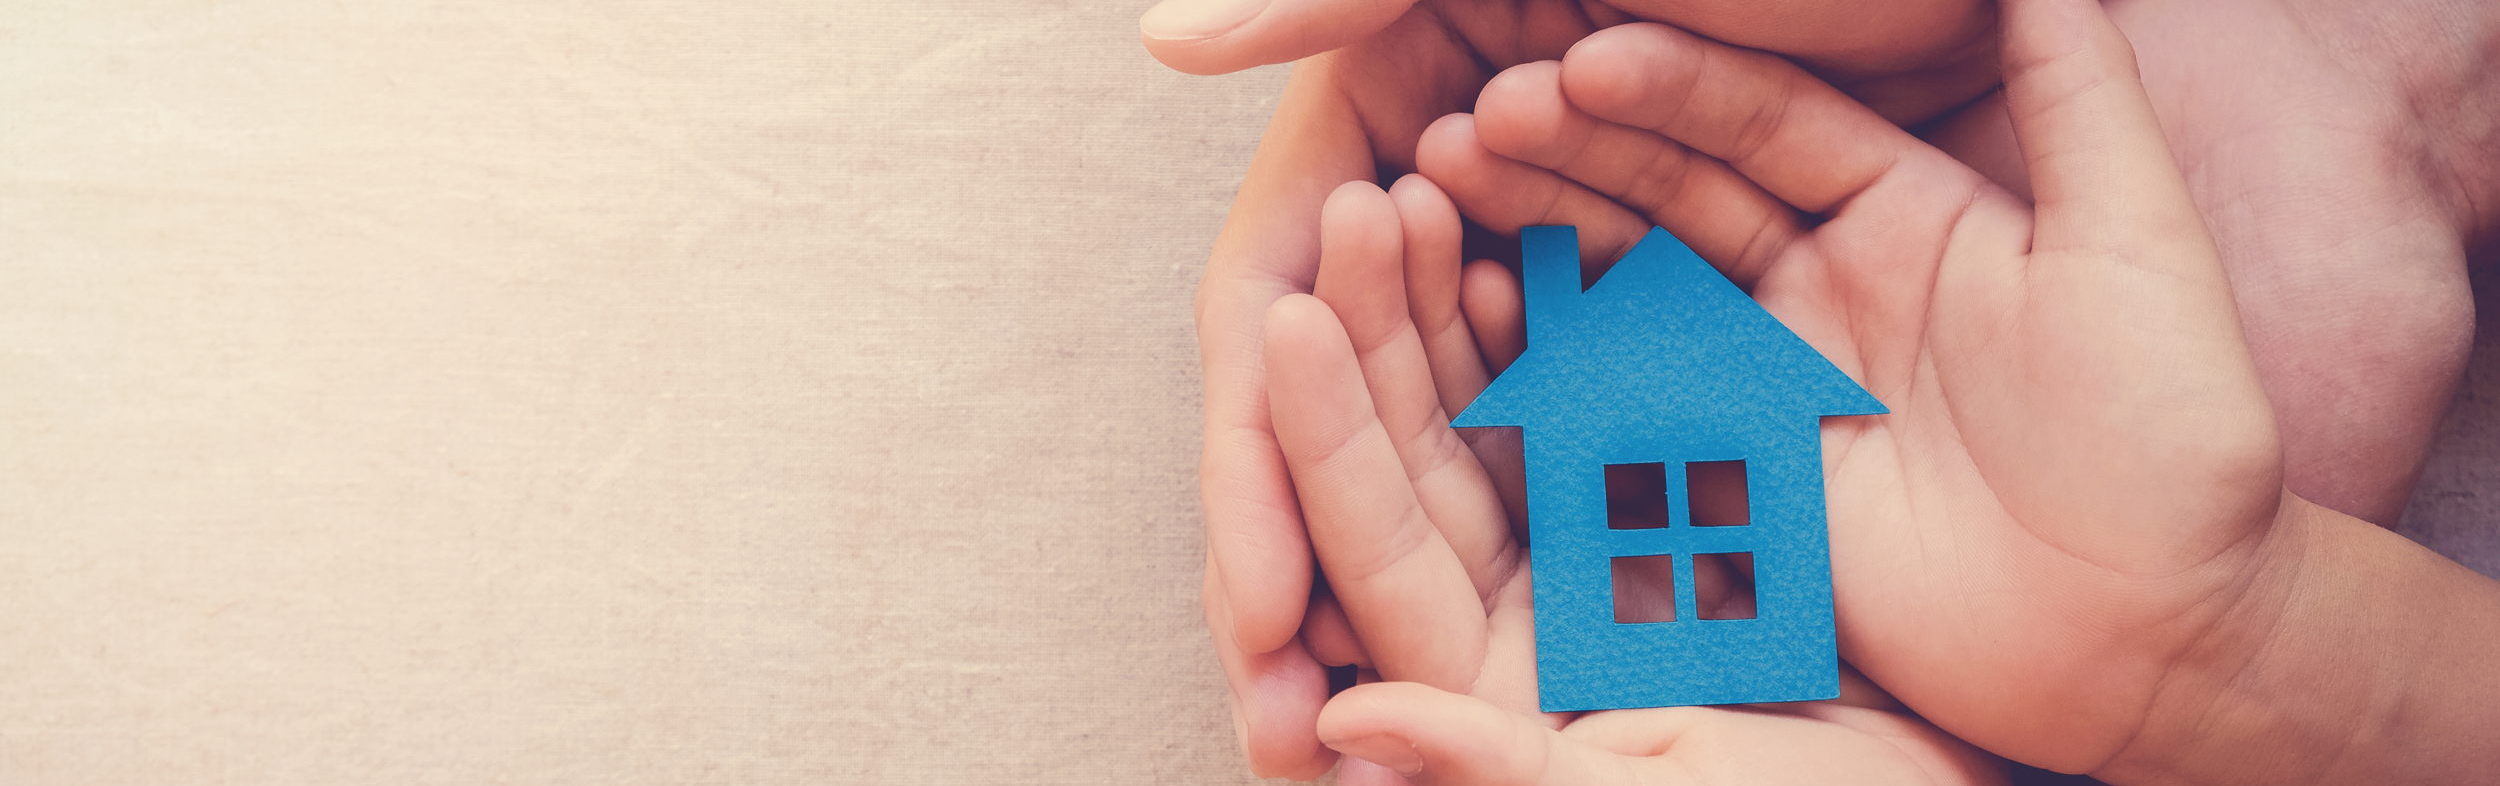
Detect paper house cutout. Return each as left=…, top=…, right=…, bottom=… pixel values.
left=1452, top=226, right=1886, bottom=711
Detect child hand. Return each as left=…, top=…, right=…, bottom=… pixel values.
left=1411, top=0, right=2301, bottom=777
left=1262, top=178, right=2005, bottom=785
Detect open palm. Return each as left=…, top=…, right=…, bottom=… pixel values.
left=1416, top=5, right=2291, bottom=776
left=1157, top=1, right=2004, bottom=776
left=1264, top=175, right=2005, bottom=786
left=1925, top=0, right=2489, bottom=525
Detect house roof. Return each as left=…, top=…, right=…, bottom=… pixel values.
left=1450, top=226, right=1885, bottom=431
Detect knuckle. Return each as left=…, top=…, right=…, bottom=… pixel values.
left=1627, top=139, right=1697, bottom=215
left=1724, top=73, right=1796, bottom=168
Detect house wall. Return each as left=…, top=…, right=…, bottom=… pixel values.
left=1521, top=416, right=1841, bottom=711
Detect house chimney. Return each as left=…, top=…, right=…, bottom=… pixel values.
left=1520, top=225, right=1580, bottom=348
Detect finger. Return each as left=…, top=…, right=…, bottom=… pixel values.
left=1596, top=0, right=1995, bottom=80
left=1266, top=295, right=1490, bottom=691
left=1558, top=23, right=1946, bottom=216
left=1338, top=753, right=1416, bottom=786
left=1415, top=113, right=1655, bottom=280
left=1336, top=669, right=1417, bottom=786
left=1197, top=63, right=1379, bottom=654
left=1459, top=259, right=1524, bottom=372
left=1390, top=177, right=1527, bottom=578
left=1554, top=700, right=1937, bottom=766
left=1998, top=0, right=2208, bottom=259
left=1451, top=257, right=1529, bottom=529
left=1198, top=402, right=1314, bottom=653
left=1305, top=586, right=1372, bottom=668
left=1141, top=0, right=1419, bottom=75
left=1390, top=175, right=1520, bottom=538
left=1206, top=563, right=1339, bottom=779
left=1319, top=683, right=1652, bottom=785
left=1387, top=175, right=1490, bottom=418
left=1313, top=181, right=1519, bottom=597
left=1830, top=40, right=2008, bottom=126
left=1473, top=60, right=1806, bottom=287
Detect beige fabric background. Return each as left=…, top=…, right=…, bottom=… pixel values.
left=0, top=2, right=2489, bottom=783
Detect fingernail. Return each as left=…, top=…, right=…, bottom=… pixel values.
left=1327, top=735, right=1424, bottom=776
left=1140, top=0, right=1268, bottom=41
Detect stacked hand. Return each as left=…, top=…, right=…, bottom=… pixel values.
left=1267, top=0, right=2304, bottom=780
left=1152, top=0, right=2500, bottom=781
left=1160, top=0, right=2010, bottom=775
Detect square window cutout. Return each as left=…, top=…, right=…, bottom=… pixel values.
left=1603, top=462, right=1672, bottom=530
left=1611, top=554, right=1677, bottom=623
left=1686, top=460, right=1750, bottom=527
left=1695, top=552, right=1757, bottom=620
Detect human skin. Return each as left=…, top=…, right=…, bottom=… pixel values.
left=1150, top=0, right=2499, bottom=776
left=1448, top=0, right=2498, bottom=527
left=1146, top=0, right=2000, bottom=775
left=1924, top=0, right=2499, bottom=524
left=1258, top=171, right=2008, bottom=786
left=1279, top=3, right=2500, bottom=782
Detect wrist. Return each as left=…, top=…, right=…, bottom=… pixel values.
left=2099, top=494, right=2500, bottom=785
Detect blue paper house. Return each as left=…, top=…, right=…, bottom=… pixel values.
left=1452, top=226, right=1885, bottom=712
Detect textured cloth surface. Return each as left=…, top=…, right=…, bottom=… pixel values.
left=0, top=3, right=2488, bottom=784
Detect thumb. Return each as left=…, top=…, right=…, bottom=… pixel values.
left=1318, top=683, right=1646, bottom=785
left=1998, top=0, right=2205, bottom=261
left=1140, top=0, right=1418, bottom=75
left=1987, top=0, right=2278, bottom=566
left=1997, top=0, right=2252, bottom=379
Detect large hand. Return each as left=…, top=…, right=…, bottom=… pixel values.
left=1141, top=0, right=1997, bottom=113
left=1921, top=0, right=2496, bottom=524
left=1264, top=177, right=2004, bottom=786
left=1149, top=0, right=2002, bottom=776
left=1429, top=1, right=2307, bottom=776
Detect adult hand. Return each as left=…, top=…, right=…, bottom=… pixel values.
left=1918, top=0, right=2498, bottom=524
left=1146, top=0, right=1999, bottom=776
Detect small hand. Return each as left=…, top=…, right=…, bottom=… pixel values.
left=1264, top=177, right=2004, bottom=786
